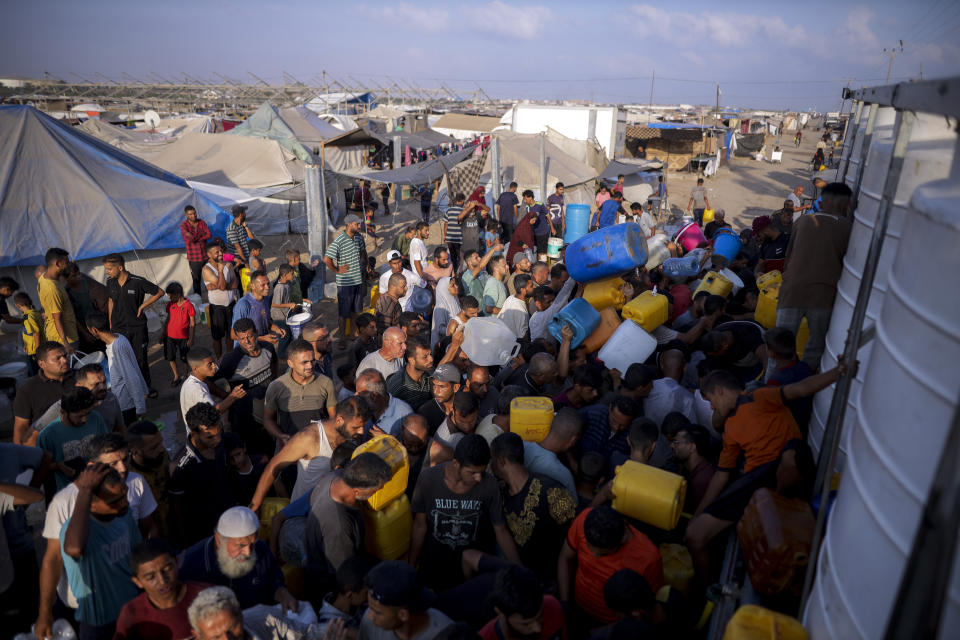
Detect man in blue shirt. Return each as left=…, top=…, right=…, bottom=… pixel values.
left=231, top=270, right=286, bottom=346
left=61, top=464, right=141, bottom=640
left=596, top=192, right=625, bottom=229
left=578, top=396, right=641, bottom=475
left=522, top=190, right=553, bottom=259
left=546, top=182, right=565, bottom=238
left=496, top=182, right=520, bottom=242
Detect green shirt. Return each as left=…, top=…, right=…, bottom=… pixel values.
left=462, top=269, right=488, bottom=307
left=38, top=411, right=110, bottom=491
left=392, top=234, right=412, bottom=258
left=482, top=277, right=508, bottom=315
left=325, top=232, right=363, bottom=287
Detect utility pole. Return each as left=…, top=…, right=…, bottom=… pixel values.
left=715, top=83, right=720, bottom=123
left=884, top=40, right=904, bottom=84
left=648, top=68, right=655, bottom=124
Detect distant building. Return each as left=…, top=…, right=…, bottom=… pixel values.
left=0, top=76, right=31, bottom=89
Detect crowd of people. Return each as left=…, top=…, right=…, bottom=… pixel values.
left=0, top=167, right=858, bottom=639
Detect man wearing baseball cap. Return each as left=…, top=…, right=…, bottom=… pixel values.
left=178, top=506, right=298, bottom=612
left=360, top=561, right=454, bottom=639
left=752, top=215, right=789, bottom=274
left=324, top=215, right=366, bottom=346
left=379, top=250, right=424, bottom=312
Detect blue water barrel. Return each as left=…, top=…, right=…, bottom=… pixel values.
left=564, top=204, right=591, bottom=245
left=548, top=298, right=601, bottom=348
left=565, top=223, right=648, bottom=283
left=712, top=228, right=743, bottom=264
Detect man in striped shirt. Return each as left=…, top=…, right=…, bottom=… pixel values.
left=443, top=193, right=466, bottom=274
left=225, top=205, right=255, bottom=265
left=324, top=215, right=365, bottom=347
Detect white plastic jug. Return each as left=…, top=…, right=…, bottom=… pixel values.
left=324, top=282, right=338, bottom=300
left=718, top=267, right=744, bottom=295
left=188, top=293, right=202, bottom=311
left=286, top=312, right=312, bottom=339
left=461, top=317, right=520, bottom=367
left=597, top=320, right=657, bottom=374
left=645, top=234, right=671, bottom=270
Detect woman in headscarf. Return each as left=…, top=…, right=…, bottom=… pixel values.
left=431, top=276, right=461, bottom=348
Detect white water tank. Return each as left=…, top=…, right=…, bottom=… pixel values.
left=809, top=115, right=957, bottom=458
left=841, top=107, right=896, bottom=189
left=803, top=173, right=960, bottom=639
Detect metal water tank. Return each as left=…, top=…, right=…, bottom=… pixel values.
left=842, top=107, right=896, bottom=189
left=809, top=115, right=957, bottom=458
left=803, top=173, right=960, bottom=639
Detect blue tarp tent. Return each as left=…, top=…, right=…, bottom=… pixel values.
left=0, top=106, right=228, bottom=267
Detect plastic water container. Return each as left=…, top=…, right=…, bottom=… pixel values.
left=548, top=298, right=601, bottom=349
left=660, top=543, right=695, bottom=596
left=582, top=307, right=621, bottom=353
left=258, top=497, right=290, bottom=541
left=352, top=434, right=409, bottom=511
left=286, top=312, right=312, bottom=339
left=188, top=293, right=202, bottom=311
left=199, top=303, right=210, bottom=327
left=408, top=287, right=432, bottom=315
left=461, top=317, right=520, bottom=367
left=597, top=320, right=657, bottom=373
left=662, top=255, right=701, bottom=279
left=702, top=208, right=716, bottom=225
left=718, top=267, right=744, bottom=295
left=645, top=234, right=672, bottom=270
left=611, top=460, right=687, bottom=530
left=323, top=281, right=338, bottom=300
left=583, top=277, right=626, bottom=311
left=240, top=267, right=252, bottom=293
left=722, top=605, right=808, bottom=640
left=756, top=270, right=782, bottom=289
left=369, top=284, right=380, bottom=310
left=795, top=318, right=809, bottom=359
left=510, top=397, right=555, bottom=442
left=0, top=361, right=29, bottom=388
left=565, top=223, right=648, bottom=283
left=364, top=494, right=412, bottom=560
left=694, top=271, right=734, bottom=298
left=563, top=203, right=591, bottom=245
left=74, top=351, right=110, bottom=388
left=622, top=290, right=669, bottom=332
left=712, top=228, right=743, bottom=265
left=547, top=237, right=563, bottom=259
left=673, top=221, right=708, bottom=253
left=755, top=283, right=780, bottom=329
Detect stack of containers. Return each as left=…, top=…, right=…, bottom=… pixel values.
left=352, top=435, right=412, bottom=561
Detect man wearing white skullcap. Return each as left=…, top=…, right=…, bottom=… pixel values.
left=178, top=506, right=298, bottom=612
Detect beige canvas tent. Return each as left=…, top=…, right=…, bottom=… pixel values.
left=432, top=113, right=503, bottom=140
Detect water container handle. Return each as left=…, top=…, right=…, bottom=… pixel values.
left=69, top=351, right=90, bottom=368
left=499, top=342, right=521, bottom=364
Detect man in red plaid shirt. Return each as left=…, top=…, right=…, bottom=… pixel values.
left=180, top=206, right=212, bottom=296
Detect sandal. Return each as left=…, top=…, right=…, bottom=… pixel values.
left=146, top=388, right=159, bottom=399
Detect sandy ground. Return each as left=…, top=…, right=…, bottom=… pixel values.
left=0, top=130, right=835, bottom=439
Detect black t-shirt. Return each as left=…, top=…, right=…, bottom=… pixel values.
left=411, top=463, right=505, bottom=589
left=217, top=344, right=276, bottom=400
left=503, top=473, right=576, bottom=581
left=417, top=399, right=448, bottom=436
left=351, top=336, right=377, bottom=368
left=758, top=232, right=791, bottom=262
left=169, top=440, right=236, bottom=547
left=106, top=274, right=160, bottom=329
left=12, top=371, right=75, bottom=423
left=496, top=191, right=519, bottom=225
left=228, top=455, right=267, bottom=506
left=306, top=472, right=365, bottom=573
left=712, top=321, right=765, bottom=368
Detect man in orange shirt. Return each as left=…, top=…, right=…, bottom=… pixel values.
left=686, top=360, right=854, bottom=578
left=557, top=506, right=663, bottom=626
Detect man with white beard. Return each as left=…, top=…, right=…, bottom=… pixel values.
left=178, top=506, right=298, bottom=612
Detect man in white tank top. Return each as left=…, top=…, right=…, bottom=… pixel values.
left=202, top=242, right=239, bottom=358
left=248, top=396, right=373, bottom=511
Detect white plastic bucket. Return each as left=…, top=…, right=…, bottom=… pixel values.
left=597, top=320, right=657, bottom=374
left=287, top=312, right=312, bottom=339
left=547, top=237, right=563, bottom=259
left=0, top=361, right=28, bottom=387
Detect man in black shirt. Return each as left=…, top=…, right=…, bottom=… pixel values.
left=417, top=364, right=461, bottom=435
left=751, top=215, right=790, bottom=274
left=216, top=318, right=277, bottom=456
left=12, top=341, right=74, bottom=446
left=490, top=433, right=576, bottom=584
left=701, top=321, right=768, bottom=384
left=169, top=402, right=235, bottom=548
left=103, top=253, right=163, bottom=394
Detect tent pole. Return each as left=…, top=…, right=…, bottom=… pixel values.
left=393, top=134, right=402, bottom=213
left=305, top=162, right=328, bottom=290
left=491, top=137, right=502, bottom=203
left=539, top=132, right=547, bottom=202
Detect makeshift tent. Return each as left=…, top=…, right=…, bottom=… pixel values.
left=734, top=133, right=765, bottom=157
left=625, top=124, right=714, bottom=172
left=228, top=102, right=366, bottom=170
left=0, top=105, right=228, bottom=276
left=432, top=113, right=502, bottom=140
left=137, top=115, right=221, bottom=135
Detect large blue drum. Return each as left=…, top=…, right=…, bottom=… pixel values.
left=564, top=203, right=591, bottom=245
left=565, top=223, right=648, bottom=283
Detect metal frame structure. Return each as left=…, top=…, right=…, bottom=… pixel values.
left=0, top=72, right=506, bottom=116
left=798, top=76, right=960, bottom=637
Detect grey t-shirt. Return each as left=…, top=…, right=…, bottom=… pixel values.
left=306, top=472, right=365, bottom=572
left=356, top=350, right=403, bottom=382
left=690, top=186, right=708, bottom=208
left=359, top=608, right=453, bottom=640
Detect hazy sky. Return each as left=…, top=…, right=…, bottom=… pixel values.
left=3, top=0, right=959, bottom=111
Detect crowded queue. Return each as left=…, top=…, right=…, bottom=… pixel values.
left=0, top=178, right=856, bottom=640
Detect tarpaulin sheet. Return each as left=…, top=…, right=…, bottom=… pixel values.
left=333, top=145, right=476, bottom=185
left=734, top=133, right=764, bottom=156
left=0, top=106, right=228, bottom=267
